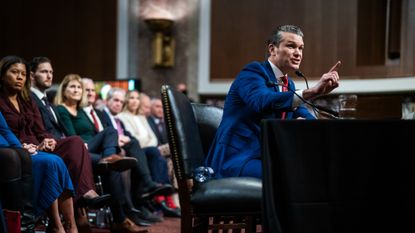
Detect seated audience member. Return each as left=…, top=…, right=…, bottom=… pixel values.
left=0, top=99, right=75, bottom=232
left=147, top=97, right=178, bottom=192
left=138, top=94, right=179, bottom=212
left=138, top=94, right=170, bottom=156
left=82, top=78, right=168, bottom=224
left=0, top=55, right=110, bottom=232
left=148, top=97, right=168, bottom=146
left=54, top=74, right=152, bottom=230
left=117, top=90, right=180, bottom=217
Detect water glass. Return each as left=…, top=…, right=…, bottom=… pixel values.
left=338, top=94, right=358, bottom=119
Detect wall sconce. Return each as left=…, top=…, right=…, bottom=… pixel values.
left=145, top=18, right=175, bottom=68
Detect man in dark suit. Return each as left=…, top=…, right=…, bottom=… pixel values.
left=147, top=98, right=168, bottom=145
left=206, top=25, right=341, bottom=179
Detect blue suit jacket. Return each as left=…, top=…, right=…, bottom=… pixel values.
left=205, top=61, right=314, bottom=178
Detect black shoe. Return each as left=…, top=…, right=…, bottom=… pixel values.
left=159, top=201, right=181, bottom=218
left=141, top=184, right=173, bottom=199
left=126, top=210, right=152, bottom=227
left=132, top=207, right=163, bottom=223
left=77, top=194, right=111, bottom=209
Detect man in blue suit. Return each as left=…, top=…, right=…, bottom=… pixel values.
left=206, top=25, right=341, bottom=179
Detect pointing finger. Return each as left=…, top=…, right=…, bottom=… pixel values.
left=328, top=60, right=341, bottom=72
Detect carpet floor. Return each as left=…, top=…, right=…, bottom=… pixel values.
left=35, top=217, right=181, bottom=233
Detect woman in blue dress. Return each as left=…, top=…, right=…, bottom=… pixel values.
left=0, top=80, right=76, bottom=232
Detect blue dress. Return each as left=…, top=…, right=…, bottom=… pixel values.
left=0, top=112, right=74, bottom=216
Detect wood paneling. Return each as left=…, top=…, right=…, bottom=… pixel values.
left=357, top=0, right=387, bottom=65
left=210, top=0, right=415, bottom=80
left=0, top=0, right=116, bottom=82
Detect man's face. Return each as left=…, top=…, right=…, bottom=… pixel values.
left=31, top=62, right=53, bottom=91
left=151, top=99, right=164, bottom=119
left=107, top=91, right=125, bottom=115
left=268, top=32, right=304, bottom=73
left=83, top=80, right=97, bottom=105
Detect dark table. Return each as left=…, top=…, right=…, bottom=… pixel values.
left=262, top=120, right=415, bottom=233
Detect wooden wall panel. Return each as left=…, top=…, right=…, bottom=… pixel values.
left=210, top=0, right=415, bottom=80
left=0, top=0, right=116, bottom=82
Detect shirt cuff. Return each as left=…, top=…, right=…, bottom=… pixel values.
left=292, top=89, right=304, bottom=109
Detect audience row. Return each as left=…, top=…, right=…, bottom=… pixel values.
left=0, top=55, right=179, bottom=233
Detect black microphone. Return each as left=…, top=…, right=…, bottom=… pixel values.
left=295, top=70, right=305, bottom=78
left=266, top=80, right=279, bottom=87
left=295, top=70, right=309, bottom=89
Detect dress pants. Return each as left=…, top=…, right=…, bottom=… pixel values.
left=122, top=138, right=155, bottom=194
left=144, top=147, right=170, bottom=184
left=87, top=127, right=119, bottom=157
left=102, top=171, right=128, bottom=223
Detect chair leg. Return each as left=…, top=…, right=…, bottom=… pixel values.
left=245, top=216, right=256, bottom=233
left=181, top=215, right=193, bottom=233
left=193, top=216, right=209, bottom=233
left=211, top=216, right=220, bottom=233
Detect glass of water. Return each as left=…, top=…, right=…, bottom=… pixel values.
left=338, top=94, right=358, bottom=119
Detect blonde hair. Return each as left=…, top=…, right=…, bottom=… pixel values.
left=122, top=89, right=140, bottom=115
left=55, top=74, right=88, bottom=108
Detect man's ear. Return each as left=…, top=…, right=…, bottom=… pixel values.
left=30, top=71, right=34, bottom=81
left=268, top=44, right=277, bottom=56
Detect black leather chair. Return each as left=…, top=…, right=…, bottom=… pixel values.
left=161, top=85, right=262, bottom=233
left=191, top=103, right=223, bottom=156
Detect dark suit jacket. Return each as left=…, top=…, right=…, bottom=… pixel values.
left=31, top=92, right=68, bottom=139
left=205, top=61, right=314, bottom=178
left=147, top=116, right=168, bottom=145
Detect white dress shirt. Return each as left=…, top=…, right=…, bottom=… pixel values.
left=268, top=60, right=304, bottom=109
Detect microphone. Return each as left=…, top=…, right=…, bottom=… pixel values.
left=295, top=70, right=305, bottom=78
left=295, top=70, right=309, bottom=89
left=266, top=80, right=279, bottom=87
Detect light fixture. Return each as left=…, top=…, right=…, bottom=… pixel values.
left=145, top=18, right=175, bottom=68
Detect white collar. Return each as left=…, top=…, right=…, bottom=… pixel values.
left=267, top=60, right=286, bottom=82
left=30, top=87, right=46, bottom=100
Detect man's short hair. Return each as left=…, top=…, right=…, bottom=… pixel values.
left=106, top=87, right=126, bottom=101
left=30, top=56, right=51, bottom=72
left=267, top=25, right=304, bottom=47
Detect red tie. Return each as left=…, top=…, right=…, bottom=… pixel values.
left=281, top=75, right=288, bottom=119
left=90, top=109, right=100, bottom=131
